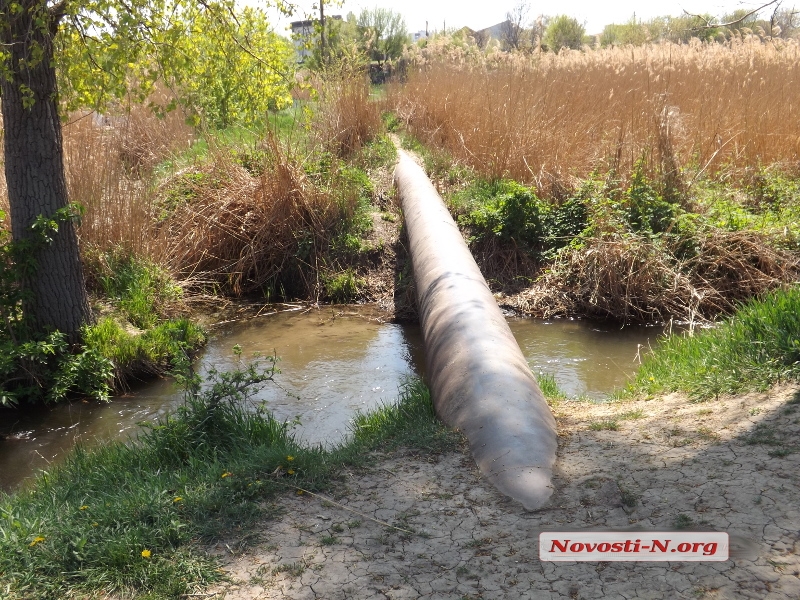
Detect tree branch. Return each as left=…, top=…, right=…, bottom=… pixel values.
left=684, top=0, right=780, bottom=29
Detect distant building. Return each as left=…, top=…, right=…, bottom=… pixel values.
left=474, top=20, right=510, bottom=42
left=290, top=16, right=342, bottom=63
left=412, top=30, right=428, bottom=43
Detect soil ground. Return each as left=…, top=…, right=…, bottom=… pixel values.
left=209, top=384, right=800, bottom=599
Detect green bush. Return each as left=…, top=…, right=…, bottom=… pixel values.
left=0, top=207, right=117, bottom=407
left=88, top=248, right=183, bottom=329
left=458, top=180, right=588, bottom=259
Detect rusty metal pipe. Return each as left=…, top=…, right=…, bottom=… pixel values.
left=394, top=151, right=557, bottom=510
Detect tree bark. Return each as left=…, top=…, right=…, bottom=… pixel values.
left=1, top=0, right=93, bottom=339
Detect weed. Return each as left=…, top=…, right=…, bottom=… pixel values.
left=696, top=427, right=720, bottom=442
left=768, top=447, right=796, bottom=458
left=619, top=488, right=639, bottom=508
left=272, top=562, right=305, bottom=577
left=320, top=535, right=339, bottom=546
left=322, top=269, right=364, bottom=303
left=589, top=420, right=619, bottom=431
left=745, top=423, right=781, bottom=446
left=673, top=514, right=694, bottom=529
left=617, top=409, right=644, bottom=420
left=536, top=372, right=568, bottom=402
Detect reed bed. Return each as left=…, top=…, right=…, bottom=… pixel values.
left=395, top=36, right=800, bottom=188
left=1, top=72, right=382, bottom=302
left=59, top=102, right=193, bottom=259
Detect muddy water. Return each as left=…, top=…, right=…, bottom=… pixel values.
left=0, top=307, right=663, bottom=492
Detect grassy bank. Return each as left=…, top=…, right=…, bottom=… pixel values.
left=0, top=366, right=457, bottom=599
left=0, top=68, right=401, bottom=406
left=630, top=286, right=800, bottom=400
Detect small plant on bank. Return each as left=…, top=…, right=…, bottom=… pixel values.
left=589, top=420, right=620, bottom=431
left=0, top=366, right=454, bottom=599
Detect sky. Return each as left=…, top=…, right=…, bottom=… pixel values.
left=262, top=0, right=776, bottom=36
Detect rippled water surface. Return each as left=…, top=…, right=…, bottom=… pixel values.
left=0, top=306, right=664, bottom=491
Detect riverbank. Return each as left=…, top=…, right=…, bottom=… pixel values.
left=212, top=384, right=800, bottom=599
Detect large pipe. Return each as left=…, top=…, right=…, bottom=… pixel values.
left=395, top=151, right=557, bottom=510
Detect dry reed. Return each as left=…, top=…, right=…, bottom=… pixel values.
left=311, top=70, right=381, bottom=158
left=159, top=136, right=345, bottom=296
left=517, top=230, right=798, bottom=323
left=395, top=36, right=800, bottom=189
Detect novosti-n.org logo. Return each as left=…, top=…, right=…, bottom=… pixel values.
left=539, top=532, right=729, bottom=561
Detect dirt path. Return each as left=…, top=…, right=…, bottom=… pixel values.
left=210, top=385, right=800, bottom=599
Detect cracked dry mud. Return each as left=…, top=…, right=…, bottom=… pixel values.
left=211, top=385, right=800, bottom=599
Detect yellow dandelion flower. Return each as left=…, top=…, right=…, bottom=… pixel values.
left=296, top=490, right=304, bottom=495
left=79, top=505, right=89, bottom=510
left=92, top=522, right=99, bottom=527
left=173, top=497, right=183, bottom=503
left=287, top=469, right=295, bottom=475
left=221, top=472, right=233, bottom=478
left=29, top=536, right=45, bottom=547
left=286, top=455, right=295, bottom=462
left=141, top=549, right=151, bottom=558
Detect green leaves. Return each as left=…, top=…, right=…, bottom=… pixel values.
left=37, top=0, right=296, bottom=125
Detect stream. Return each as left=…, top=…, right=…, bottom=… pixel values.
left=0, top=305, right=666, bottom=492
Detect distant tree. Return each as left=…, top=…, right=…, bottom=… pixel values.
left=356, top=7, right=408, bottom=68
left=474, top=28, right=490, bottom=49
left=600, top=17, right=649, bottom=47
left=721, top=8, right=762, bottom=31
left=543, top=15, right=585, bottom=52
left=501, top=1, right=530, bottom=51
left=168, top=7, right=295, bottom=128
left=772, top=5, right=800, bottom=37
left=307, top=13, right=360, bottom=69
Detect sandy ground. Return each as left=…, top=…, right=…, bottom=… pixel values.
left=206, top=384, right=800, bottom=599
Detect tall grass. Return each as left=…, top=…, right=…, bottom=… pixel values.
left=311, top=68, right=382, bottom=158
left=0, top=72, right=384, bottom=301
left=395, top=36, right=800, bottom=189
left=64, top=101, right=196, bottom=260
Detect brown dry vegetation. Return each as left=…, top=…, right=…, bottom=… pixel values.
left=517, top=230, right=797, bottom=323
left=395, top=36, right=800, bottom=187
left=392, top=36, right=800, bottom=323
left=1, top=74, right=386, bottom=303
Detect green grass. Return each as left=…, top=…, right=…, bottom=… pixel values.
left=83, top=317, right=206, bottom=380
left=88, top=248, right=183, bottom=329
left=321, top=269, right=364, bottom=303
left=632, top=286, right=800, bottom=400
left=536, top=372, right=568, bottom=403
left=589, top=419, right=620, bottom=431
left=0, top=370, right=457, bottom=599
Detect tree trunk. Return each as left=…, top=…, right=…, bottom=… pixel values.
left=0, top=1, right=93, bottom=339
